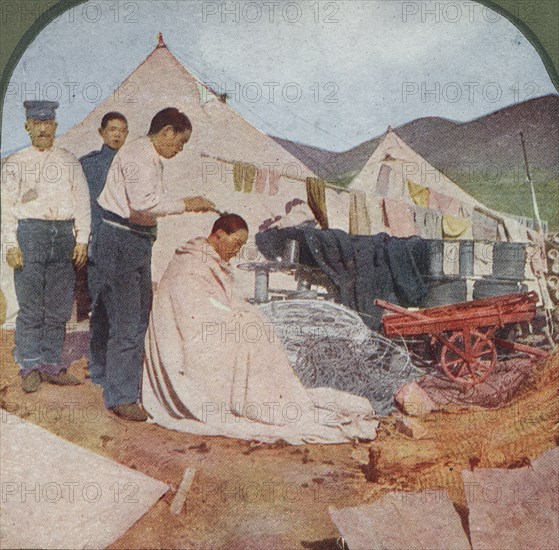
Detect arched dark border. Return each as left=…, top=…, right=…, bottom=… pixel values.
left=476, top=0, right=558, bottom=89
left=1, top=0, right=558, bottom=149
left=0, top=0, right=86, bottom=148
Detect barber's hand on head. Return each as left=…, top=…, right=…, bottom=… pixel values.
left=73, top=243, right=88, bottom=270
left=6, top=247, right=24, bottom=270
left=183, top=196, right=216, bottom=213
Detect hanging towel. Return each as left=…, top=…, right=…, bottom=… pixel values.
left=349, top=190, right=371, bottom=235
left=382, top=198, right=416, bottom=237
left=255, top=166, right=268, bottom=193
left=376, top=164, right=392, bottom=196
left=243, top=164, right=256, bottom=193
left=429, top=190, right=463, bottom=217
left=306, top=177, right=329, bottom=229
left=442, top=214, right=472, bottom=239
left=425, top=209, right=443, bottom=239
left=233, top=163, right=244, bottom=192
left=233, top=163, right=257, bottom=192
left=269, top=169, right=280, bottom=196
left=410, top=206, right=441, bottom=239
left=472, top=209, right=499, bottom=241
left=407, top=180, right=430, bottom=207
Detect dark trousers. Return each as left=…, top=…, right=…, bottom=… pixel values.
left=88, top=221, right=153, bottom=409
left=14, top=219, right=75, bottom=376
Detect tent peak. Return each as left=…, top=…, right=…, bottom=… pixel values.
left=386, top=125, right=393, bottom=133
left=156, top=32, right=166, bottom=49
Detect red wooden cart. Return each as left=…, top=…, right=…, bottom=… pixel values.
left=375, top=291, right=549, bottom=386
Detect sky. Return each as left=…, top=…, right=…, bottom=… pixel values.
left=1, top=0, right=556, bottom=153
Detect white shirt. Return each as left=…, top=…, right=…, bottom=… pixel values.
left=97, top=137, right=184, bottom=226
left=1, top=145, right=91, bottom=244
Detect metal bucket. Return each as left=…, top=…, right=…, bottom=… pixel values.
left=492, top=242, right=526, bottom=279
left=424, top=240, right=444, bottom=276
left=420, top=277, right=468, bottom=307
left=459, top=241, right=475, bottom=276
left=473, top=279, right=528, bottom=300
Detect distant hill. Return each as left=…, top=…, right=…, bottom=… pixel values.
left=272, top=94, right=559, bottom=227
left=273, top=94, right=559, bottom=185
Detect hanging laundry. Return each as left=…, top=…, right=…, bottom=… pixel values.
left=382, top=198, right=416, bottom=237
left=269, top=168, right=280, bottom=196
left=349, top=190, right=371, bottom=235
left=306, top=177, right=329, bottom=229
left=233, top=163, right=243, bottom=192
left=376, top=164, right=392, bottom=196
left=243, top=163, right=256, bottom=193
left=255, top=166, right=268, bottom=193
left=429, top=189, right=463, bottom=217
left=407, top=180, right=430, bottom=208
left=472, top=209, right=499, bottom=241
left=410, top=206, right=442, bottom=239
left=414, top=206, right=427, bottom=237
left=425, top=209, right=443, bottom=239
left=442, top=213, right=472, bottom=239
left=233, top=162, right=257, bottom=192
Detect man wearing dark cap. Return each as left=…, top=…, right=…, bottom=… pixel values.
left=1, top=100, right=91, bottom=392
left=90, top=107, right=216, bottom=421
left=74, top=112, right=129, bottom=321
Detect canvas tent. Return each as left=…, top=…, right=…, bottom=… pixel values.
left=347, top=126, right=529, bottom=241
left=1, top=36, right=351, bottom=324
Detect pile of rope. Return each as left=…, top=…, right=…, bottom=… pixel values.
left=259, top=300, right=422, bottom=415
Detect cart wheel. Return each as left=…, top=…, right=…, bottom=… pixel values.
left=440, top=329, right=497, bottom=385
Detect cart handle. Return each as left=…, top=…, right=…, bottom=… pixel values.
left=374, top=299, right=427, bottom=320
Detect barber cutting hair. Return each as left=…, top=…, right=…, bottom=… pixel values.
left=89, top=107, right=215, bottom=421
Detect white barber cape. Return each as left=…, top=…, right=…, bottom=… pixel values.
left=142, top=237, right=379, bottom=445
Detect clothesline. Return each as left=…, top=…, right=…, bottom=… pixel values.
left=200, top=152, right=349, bottom=192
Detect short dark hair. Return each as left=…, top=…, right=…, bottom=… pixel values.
left=148, top=108, right=192, bottom=136
left=211, top=214, right=248, bottom=235
left=100, top=112, right=127, bottom=129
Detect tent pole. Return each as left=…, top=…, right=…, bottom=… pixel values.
left=520, top=133, right=555, bottom=338
left=520, top=132, right=544, bottom=233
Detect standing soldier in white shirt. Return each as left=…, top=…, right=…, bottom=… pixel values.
left=1, top=100, right=90, bottom=392
left=91, top=107, right=215, bottom=421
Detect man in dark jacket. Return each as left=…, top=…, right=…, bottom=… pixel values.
left=76, top=113, right=128, bottom=321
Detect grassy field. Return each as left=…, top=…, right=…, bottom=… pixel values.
left=451, top=171, right=559, bottom=231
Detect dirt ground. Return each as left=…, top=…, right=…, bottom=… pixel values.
left=1, top=329, right=557, bottom=550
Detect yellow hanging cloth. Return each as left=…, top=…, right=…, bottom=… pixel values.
left=407, top=180, right=430, bottom=207
left=442, top=214, right=472, bottom=239
left=306, top=177, right=329, bottom=229
left=233, top=163, right=244, bottom=192
left=243, top=163, right=256, bottom=193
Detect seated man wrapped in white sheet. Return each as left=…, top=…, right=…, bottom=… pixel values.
left=142, top=214, right=379, bottom=445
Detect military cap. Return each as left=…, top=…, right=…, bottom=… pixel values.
left=23, top=100, right=59, bottom=121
